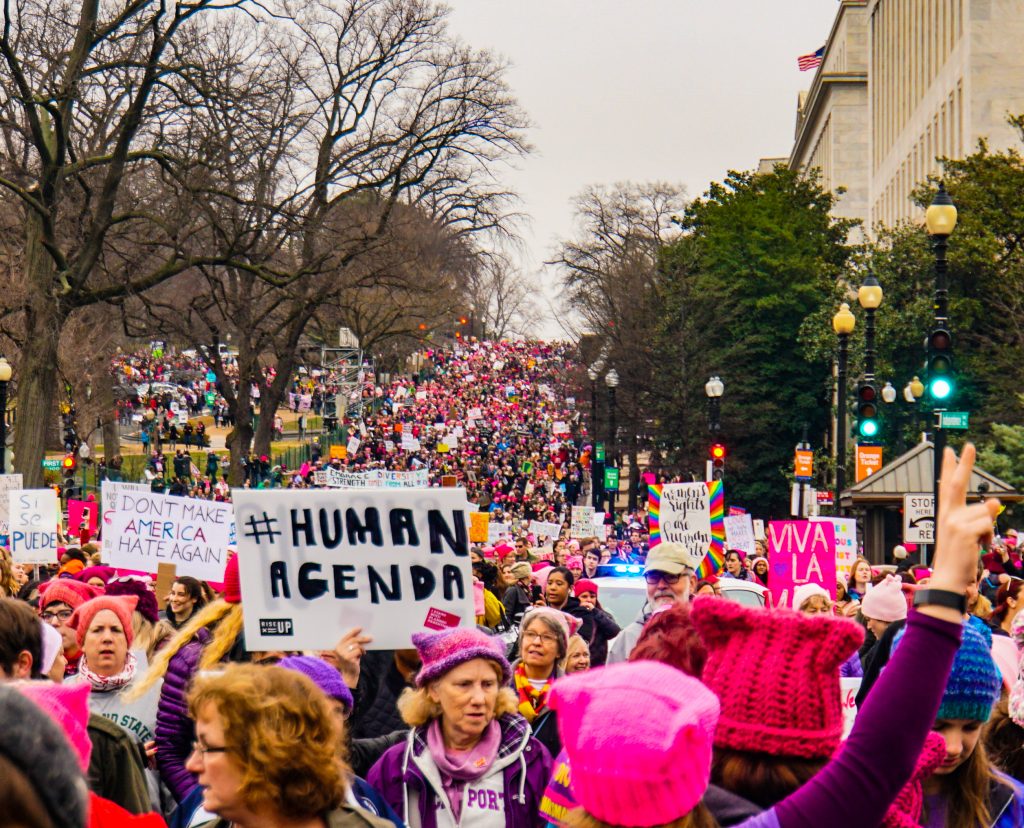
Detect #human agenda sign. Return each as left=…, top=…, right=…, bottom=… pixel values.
left=232, top=488, right=476, bottom=650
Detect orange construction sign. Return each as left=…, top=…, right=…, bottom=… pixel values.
left=855, top=444, right=884, bottom=483
left=794, top=450, right=814, bottom=479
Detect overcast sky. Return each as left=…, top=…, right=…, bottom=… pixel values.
left=445, top=0, right=840, bottom=336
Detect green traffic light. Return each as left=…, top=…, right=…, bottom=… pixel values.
left=930, top=377, right=953, bottom=400
left=859, top=419, right=879, bottom=438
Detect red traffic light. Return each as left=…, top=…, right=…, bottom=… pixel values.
left=710, top=443, right=727, bottom=462
left=458, top=316, right=469, bottom=325
left=62, top=454, right=76, bottom=472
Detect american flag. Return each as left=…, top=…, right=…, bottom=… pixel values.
left=797, top=46, right=824, bottom=71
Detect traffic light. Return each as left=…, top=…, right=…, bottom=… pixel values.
left=458, top=316, right=468, bottom=325
left=709, top=443, right=726, bottom=480
left=62, top=418, right=78, bottom=452
left=61, top=454, right=76, bottom=474
left=856, top=382, right=880, bottom=439
left=927, top=327, right=954, bottom=402
left=61, top=454, right=79, bottom=500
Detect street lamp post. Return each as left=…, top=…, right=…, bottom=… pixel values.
left=925, top=183, right=958, bottom=551
left=605, top=369, right=619, bottom=514
left=0, top=357, right=11, bottom=474
left=587, top=366, right=601, bottom=508
left=832, top=303, right=856, bottom=508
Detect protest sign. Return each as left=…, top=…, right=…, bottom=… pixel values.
left=552, top=421, right=569, bottom=435
left=467, top=407, right=482, bottom=420
left=767, top=520, right=837, bottom=609
left=233, top=488, right=476, bottom=650
left=723, top=514, right=756, bottom=555
left=753, top=519, right=766, bottom=540
left=329, top=444, right=346, bottom=460
left=487, top=522, right=510, bottom=543
left=154, top=563, right=177, bottom=610
left=812, top=516, right=857, bottom=583
left=415, top=390, right=427, bottom=401
left=9, top=489, right=59, bottom=564
left=469, top=511, right=490, bottom=543
left=441, top=475, right=458, bottom=488
left=346, top=436, right=361, bottom=456
left=436, top=443, right=450, bottom=454
left=104, top=488, right=234, bottom=581
left=68, top=498, right=99, bottom=538
left=384, top=440, right=395, bottom=453
left=528, top=520, right=561, bottom=540
left=0, top=473, right=23, bottom=538
left=841, top=677, right=862, bottom=739
left=592, top=511, right=606, bottom=530
left=648, top=481, right=726, bottom=578
left=570, top=506, right=596, bottom=539
left=314, top=468, right=430, bottom=489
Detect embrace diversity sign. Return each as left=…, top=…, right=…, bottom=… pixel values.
left=232, top=488, right=476, bottom=650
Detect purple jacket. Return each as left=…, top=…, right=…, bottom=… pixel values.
left=367, top=714, right=551, bottom=828
left=155, top=628, right=210, bottom=802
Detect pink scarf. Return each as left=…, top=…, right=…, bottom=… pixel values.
left=78, top=650, right=137, bottom=692
left=426, top=718, right=501, bottom=822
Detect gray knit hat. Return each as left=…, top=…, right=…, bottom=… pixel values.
left=0, top=685, right=89, bottom=828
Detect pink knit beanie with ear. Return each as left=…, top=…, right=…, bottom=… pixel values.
left=861, top=575, right=908, bottom=623
left=691, top=595, right=863, bottom=759
left=17, top=681, right=93, bottom=771
left=551, top=661, right=719, bottom=826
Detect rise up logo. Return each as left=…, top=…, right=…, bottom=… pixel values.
left=259, top=618, right=294, bottom=636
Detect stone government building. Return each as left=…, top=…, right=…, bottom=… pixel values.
left=784, top=0, right=1024, bottom=231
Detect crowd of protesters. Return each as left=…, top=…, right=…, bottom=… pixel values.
left=4, top=339, right=1024, bottom=827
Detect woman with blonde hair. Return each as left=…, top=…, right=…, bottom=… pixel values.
left=368, top=627, right=551, bottom=827
left=564, top=634, right=591, bottom=674
left=186, top=663, right=393, bottom=827
left=131, top=555, right=246, bottom=803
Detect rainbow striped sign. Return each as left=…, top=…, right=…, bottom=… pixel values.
left=648, top=481, right=726, bottom=579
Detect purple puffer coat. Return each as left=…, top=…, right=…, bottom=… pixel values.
left=155, top=627, right=211, bottom=802
left=367, top=713, right=551, bottom=828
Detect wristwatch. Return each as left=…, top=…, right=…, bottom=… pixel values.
left=913, top=588, right=967, bottom=614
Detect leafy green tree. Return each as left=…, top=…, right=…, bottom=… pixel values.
left=657, top=166, right=856, bottom=516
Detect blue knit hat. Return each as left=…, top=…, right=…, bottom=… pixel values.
left=932, top=619, right=1001, bottom=723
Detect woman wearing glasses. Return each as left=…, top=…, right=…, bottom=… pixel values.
left=38, top=578, right=101, bottom=678
left=368, top=626, right=551, bottom=828
left=186, top=663, right=392, bottom=828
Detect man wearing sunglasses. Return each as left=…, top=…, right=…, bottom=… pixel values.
left=606, top=542, right=703, bottom=664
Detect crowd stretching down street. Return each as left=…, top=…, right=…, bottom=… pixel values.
left=0, top=337, right=1021, bottom=828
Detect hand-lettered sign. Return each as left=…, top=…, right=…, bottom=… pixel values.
left=232, top=488, right=475, bottom=650
left=648, top=482, right=725, bottom=578
left=9, top=488, right=59, bottom=564
left=767, top=520, right=837, bottom=609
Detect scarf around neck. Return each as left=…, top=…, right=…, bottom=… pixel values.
left=79, top=649, right=137, bottom=691
left=514, top=661, right=553, bottom=723
left=426, top=718, right=501, bottom=823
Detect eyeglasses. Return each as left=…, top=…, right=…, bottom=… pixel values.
left=191, top=741, right=229, bottom=758
left=41, top=609, right=73, bottom=623
left=643, top=570, right=684, bottom=585
left=522, top=630, right=559, bottom=646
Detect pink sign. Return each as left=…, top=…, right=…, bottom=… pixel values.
left=767, top=520, right=837, bottom=609
left=68, top=498, right=99, bottom=538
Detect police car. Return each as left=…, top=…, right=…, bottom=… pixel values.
left=591, top=564, right=769, bottom=627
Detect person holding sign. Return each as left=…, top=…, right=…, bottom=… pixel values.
left=368, top=627, right=552, bottom=827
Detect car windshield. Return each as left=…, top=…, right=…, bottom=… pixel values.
left=596, top=577, right=767, bottom=627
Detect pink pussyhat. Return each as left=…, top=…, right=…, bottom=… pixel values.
left=17, top=681, right=93, bottom=771
left=551, top=661, right=719, bottom=826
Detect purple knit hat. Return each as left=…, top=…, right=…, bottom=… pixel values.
left=412, top=627, right=512, bottom=687
left=279, top=656, right=354, bottom=712
left=104, top=576, right=160, bottom=625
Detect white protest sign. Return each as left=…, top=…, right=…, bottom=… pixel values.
left=650, top=484, right=712, bottom=569
left=104, top=488, right=234, bottom=581
left=812, top=516, right=858, bottom=582
left=346, top=436, right=361, bottom=455
left=9, top=489, right=59, bottom=563
left=723, top=514, right=756, bottom=555
left=592, top=511, right=606, bottom=529
left=487, top=522, right=510, bottom=543
left=415, top=391, right=427, bottom=401
left=0, top=473, right=23, bottom=537
left=384, top=440, right=395, bottom=453
left=841, top=677, right=862, bottom=739
left=467, top=407, right=482, bottom=420
left=400, top=433, right=417, bottom=450
left=753, top=519, right=766, bottom=540
left=570, top=506, right=596, bottom=539
left=233, top=488, right=476, bottom=650
left=552, top=421, right=569, bottom=435
left=528, top=520, right=561, bottom=540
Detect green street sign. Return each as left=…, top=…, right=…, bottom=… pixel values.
left=604, top=467, right=620, bottom=490
left=41, top=458, right=61, bottom=470
left=939, top=411, right=969, bottom=430
left=594, top=443, right=605, bottom=462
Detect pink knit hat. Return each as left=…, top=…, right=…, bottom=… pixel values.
left=691, top=595, right=863, bottom=759
left=861, top=575, right=908, bottom=623
left=551, top=661, right=719, bottom=826
left=16, top=681, right=93, bottom=771
left=520, top=606, right=582, bottom=643
left=412, top=627, right=511, bottom=686
left=70, top=595, right=138, bottom=648
left=880, top=731, right=948, bottom=828
left=38, top=579, right=101, bottom=612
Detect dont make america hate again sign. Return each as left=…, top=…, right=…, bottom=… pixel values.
left=232, top=488, right=476, bottom=651
left=103, top=483, right=233, bottom=582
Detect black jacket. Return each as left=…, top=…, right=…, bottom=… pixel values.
left=350, top=651, right=416, bottom=741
